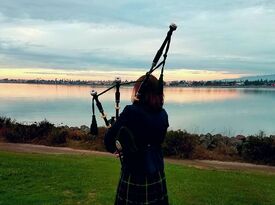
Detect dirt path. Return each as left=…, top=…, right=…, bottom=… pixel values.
left=1, top=142, right=275, bottom=174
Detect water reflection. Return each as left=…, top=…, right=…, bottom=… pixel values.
left=0, top=83, right=241, bottom=103
left=164, top=87, right=240, bottom=103
left=0, top=83, right=275, bottom=135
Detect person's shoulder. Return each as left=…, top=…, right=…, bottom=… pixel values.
left=122, top=104, right=137, bottom=114
left=123, top=104, right=134, bottom=111
left=160, top=108, right=168, bottom=115
left=125, top=103, right=142, bottom=110
left=120, top=104, right=141, bottom=121
left=125, top=104, right=168, bottom=117
left=159, top=108, right=168, bottom=122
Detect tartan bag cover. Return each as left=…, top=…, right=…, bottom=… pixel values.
left=115, top=170, right=169, bottom=205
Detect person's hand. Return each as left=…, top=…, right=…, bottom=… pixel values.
left=113, top=150, right=121, bottom=158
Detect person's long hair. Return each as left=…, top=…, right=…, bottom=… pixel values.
left=131, top=75, right=164, bottom=111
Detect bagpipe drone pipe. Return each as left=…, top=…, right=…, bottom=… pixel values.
left=89, top=23, right=177, bottom=162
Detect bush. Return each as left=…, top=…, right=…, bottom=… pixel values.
left=239, top=136, right=275, bottom=164
left=48, top=129, right=68, bottom=145
left=67, top=129, right=85, bottom=141
left=5, top=128, right=22, bottom=143
left=37, top=120, right=54, bottom=137
left=4, top=123, right=28, bottom=143
left=163, top=130, right=199, bottom=158
left=0, top=117, right=13, bottom=128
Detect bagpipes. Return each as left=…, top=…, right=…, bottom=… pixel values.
left=90, top=24, right=177, bottom=161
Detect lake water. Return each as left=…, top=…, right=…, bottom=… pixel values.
left=0, top=83, right=275, bottom=136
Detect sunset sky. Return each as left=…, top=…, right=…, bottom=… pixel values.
left=0, top=0, right=274, bottom=81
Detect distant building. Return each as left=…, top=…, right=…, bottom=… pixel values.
left=236, top=82, right=244, bottom=86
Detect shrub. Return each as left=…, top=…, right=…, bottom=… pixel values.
left=0, top=117, right=13, bottom=128
left=37, top=120, right=54, bottom=137
left=5, top=127, right=22, bottom=142
left=48, top=129, right=68, bottom=145
left=163, top=130, right=199, bottom=158
left=239, top=136, right=275, bottom=164
left=67, top=129, right=85, bottom=141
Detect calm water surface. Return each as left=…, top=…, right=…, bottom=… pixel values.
left=1, top=83, right=275, bottom=136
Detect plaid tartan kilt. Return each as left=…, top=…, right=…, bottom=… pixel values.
left=115, top=170, right=169, bottom=205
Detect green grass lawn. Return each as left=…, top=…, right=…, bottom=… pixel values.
left=0, top=151, right=275, bottom=205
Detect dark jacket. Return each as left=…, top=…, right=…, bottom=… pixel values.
left=104, top=103, right=169, bottom=174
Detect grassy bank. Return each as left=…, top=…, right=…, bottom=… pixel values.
left=0, top=151, right=275, bottom=205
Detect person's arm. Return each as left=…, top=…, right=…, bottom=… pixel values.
left=160, top=109, right=169, bottom=143
left=104, top=105, right=131, bottom=153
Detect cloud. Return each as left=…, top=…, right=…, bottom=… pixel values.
left=0, top=67, right=244, bottom=81
left=0, top=0, right=275, bottom=77
left=0, top=21, right=162, bottom=69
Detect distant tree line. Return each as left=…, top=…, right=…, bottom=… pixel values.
left=0, top=117, right=274, bottom=165
left=243, top=79, right=275, bottom=86
left=169, top=79, right=275, bottom=87
left=2, top=78, right=275, bottom=87
left=0, top=78, right=118, bottom=86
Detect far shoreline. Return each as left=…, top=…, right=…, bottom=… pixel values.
left=1, top=81, right=275, bottom=89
